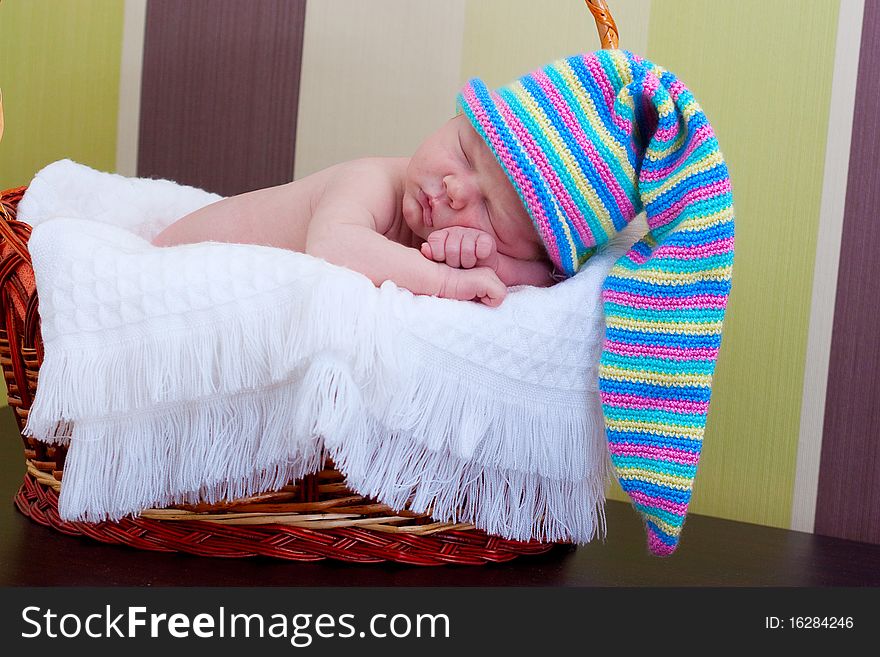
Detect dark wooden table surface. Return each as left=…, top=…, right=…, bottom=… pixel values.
left=2, top=405, right=879, bottom=586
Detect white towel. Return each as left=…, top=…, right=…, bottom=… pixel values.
left=18, top=159, right=648, bottom=544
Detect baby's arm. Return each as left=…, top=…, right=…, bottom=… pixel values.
left=307, top=203, right=507, bottom=307
left=495, top=252, right=557, bottom=288
left=421, top=227, right=555, bottom=288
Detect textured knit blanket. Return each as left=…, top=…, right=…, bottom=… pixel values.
left=18, top=159, right=647, bottom=545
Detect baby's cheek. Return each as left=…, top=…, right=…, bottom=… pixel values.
left=445, top=209, right=482, bottom=231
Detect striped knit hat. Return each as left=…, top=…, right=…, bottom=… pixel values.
left=457, top=49, right=735, bottom=556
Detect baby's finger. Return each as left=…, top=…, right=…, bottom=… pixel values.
left=475, top=233, right=495, bottom=260
left=420, top=242, right=433, bottom=259
left=444, top=232, right=462, bottom=268
left=472, top=267, right=507, bottom=307
left=479, top=291, right=506, bottom=308
left=426, top=231, right=448, bottom=262
left=460, top=232, right=478, bottom=269
left=477, top=280, right=507, bottom=307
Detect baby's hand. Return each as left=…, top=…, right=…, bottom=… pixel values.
left=439, top=266, right=507, bottom=307
left=420, top=227, right=499, bottom=270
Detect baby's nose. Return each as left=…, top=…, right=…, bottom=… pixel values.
left=442, top=175, right=475, bottom=210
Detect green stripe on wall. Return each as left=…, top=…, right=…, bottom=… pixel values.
left=0, top=0, right=125, bottom=407
left=645, top=0, right=840, bottom=529
left=0, top=0, right=124, bottom=190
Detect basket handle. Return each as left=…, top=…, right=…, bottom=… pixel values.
left=585, top=0, right=620, bottom=49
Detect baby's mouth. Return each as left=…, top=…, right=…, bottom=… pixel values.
left=418, top=189, right=433, bottom=227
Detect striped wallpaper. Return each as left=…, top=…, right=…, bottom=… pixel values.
left=0, top=0, right=876, bottom=545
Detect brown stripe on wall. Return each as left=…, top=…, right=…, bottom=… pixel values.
left=815, top=0, right=880, bottom=545
left=137, top=0, right=306, bottom=196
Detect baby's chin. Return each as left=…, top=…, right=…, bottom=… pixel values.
left=401, top=197, right=430, bottom=239
left=404, top=217, right=430, bottom=241
left=401, top=191, right=430, bottom=239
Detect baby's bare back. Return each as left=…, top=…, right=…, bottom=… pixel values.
left=151, top=163, right=346, bottom=251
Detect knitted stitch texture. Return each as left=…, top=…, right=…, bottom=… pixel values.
left=457, top=48, right=735, bottom=556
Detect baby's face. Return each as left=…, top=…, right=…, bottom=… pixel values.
left=403, top=114, right=546, bottom=261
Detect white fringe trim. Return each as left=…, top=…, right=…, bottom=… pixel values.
left=57, top=370, right=328, bottom=522
left=333, top=436, right=610, bottom=544
left=52, top=351, right=610, bottom=545
left=289, top=354, right=611, bottom=544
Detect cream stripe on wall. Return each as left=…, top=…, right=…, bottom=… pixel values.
left=460, top=0, right=651, bottom=87
left=791, top=0, right=865, bottom=534
left=293, top=0, right=467, bottom=179
left=649, top=0, right=840, bottom=529
left=116, top=0, right=147, bottom=177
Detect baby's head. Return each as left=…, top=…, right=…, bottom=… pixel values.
left=408, top=50, right=659, bottom=278
left=403, top=113, right=546, bottom=263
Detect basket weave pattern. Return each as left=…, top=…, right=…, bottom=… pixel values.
left=0, top=186, right=558, bottom=565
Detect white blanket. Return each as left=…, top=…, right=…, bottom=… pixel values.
left=18, top=159, right=648, bottom=544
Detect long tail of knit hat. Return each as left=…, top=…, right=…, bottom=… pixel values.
left=457, top=48, right=735, bottom=556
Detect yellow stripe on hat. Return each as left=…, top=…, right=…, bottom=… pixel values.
left=506, top=81, right=612, bottom=246
left=608, top=265, right=734, bottom=285
left=605, top=418, right=705, bottom=441
left=678, top=206, right=735, bottom=232
left=605, top=49, right=635, bottom=85
left=604, top=316, right=724, bottom=337
left=639, top=514, right=682, bottom=539
left=616, top=467, right=693, bottom=491
left=600, top=364, right=714, bottom=388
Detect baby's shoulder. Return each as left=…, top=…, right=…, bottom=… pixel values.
left=317, top=158, right=401, bottom=232
left=320, top=158, right=398, bottom=203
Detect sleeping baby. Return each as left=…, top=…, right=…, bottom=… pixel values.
left=151, top=112, right=555, bottom=307
left=152, top=48, right=736, bottom=556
